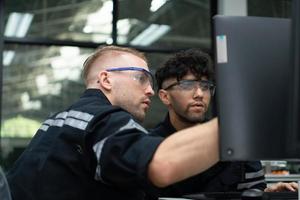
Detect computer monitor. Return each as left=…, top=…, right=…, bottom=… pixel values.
left=213, top=14, right=299, bottom=161
left=287, top=0, right=300, bottom=158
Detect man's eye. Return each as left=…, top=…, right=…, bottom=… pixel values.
left=201, top=84, right=210, bottom=90
left=136, top=74, right=147, bottom=83
left=180, top=82, right=194, bottom=89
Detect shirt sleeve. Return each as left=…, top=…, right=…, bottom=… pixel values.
left=237, top=161, right=266, bottom=191
left=87, top=109, right=164, bottom=189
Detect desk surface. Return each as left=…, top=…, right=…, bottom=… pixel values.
left=180, top=191, right=298, bottom=200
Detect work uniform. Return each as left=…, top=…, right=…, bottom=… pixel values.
left=147, top=114, right=266, bottom=198
left=7, top=89, right=163, bottom=200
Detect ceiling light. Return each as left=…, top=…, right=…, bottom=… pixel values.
left=130, top=24, right=170, bottom=46
left=3, top=50, right=15, bottom=66
left=4, top=12, right=33, bottom=37
left=150, top=0, right=168, bottom=12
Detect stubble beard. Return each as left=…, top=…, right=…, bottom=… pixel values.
left=121, top=101, right=145, bottom=123
left=178, top=107, right=207, bottom=124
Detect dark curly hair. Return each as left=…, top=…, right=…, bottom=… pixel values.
left=155, top=49, right=215, bottom=90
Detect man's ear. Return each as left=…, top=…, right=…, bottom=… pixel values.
left=98, top=71, right=112, bottom=90
left=158, top=89, right=170, bottom=106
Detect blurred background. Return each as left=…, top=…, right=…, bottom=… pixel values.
left=1, top=0, right=298, bottom=182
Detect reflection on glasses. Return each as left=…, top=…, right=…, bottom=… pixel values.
left=106, top=67, right=154, bottom=89
left=163, top=79, right=216, bottom=95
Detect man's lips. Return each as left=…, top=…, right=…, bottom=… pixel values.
left=190, top=102, right=205, bottom=108
left=189, top=102, right=205, bottom=111
left=142, top=100, right=151, bottom=107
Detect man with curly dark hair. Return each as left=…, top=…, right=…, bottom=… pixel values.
left=148, top=49, right=297, bottom=199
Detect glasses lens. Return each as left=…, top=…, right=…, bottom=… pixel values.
left=106, top=67, right=154, bottom=89
left=199, top=81, right=211, bottom=91
left=133, top=71, right=153, bottom=88
left=199, top=80, right=215, bottom=95
left=177, top=80, right=215, bottom=95
left=178, top=80, right=196, bottom=90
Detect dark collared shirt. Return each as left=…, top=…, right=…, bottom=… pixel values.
left=7, top=89, right=164, bottom=200
left=147, top=114, right=266, bottom=198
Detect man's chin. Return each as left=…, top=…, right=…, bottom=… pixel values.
left=132, top=112, right=145, bottom=123
left=188, top=115, right=205, bottom=123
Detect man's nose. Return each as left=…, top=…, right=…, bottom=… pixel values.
left=145, top=84, right=155, bottom=96
left=194, top=86, right=204, bottom=97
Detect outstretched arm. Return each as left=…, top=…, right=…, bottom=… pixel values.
left=148, top=118, right=219, bottom=187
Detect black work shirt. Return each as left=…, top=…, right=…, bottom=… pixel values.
left=148, top=115, right=266, bottom=198
left=7, top=89, right=164, bottom=200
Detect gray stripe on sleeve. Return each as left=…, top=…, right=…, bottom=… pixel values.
left=237, top=179, right=265, bottom=190
left=245, top=169, right=265, bottom=179
left=93, top=137, right=108, bottom=182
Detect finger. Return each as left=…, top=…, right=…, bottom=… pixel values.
left=280, top=182, right=297, bottom=192
left=276, top=182, right=285, bottom=191
left=270, top=182, right=293, bottom=192
left=290, top=182, right=299, bottom=190
left=265, top=184, right=279, bottom=192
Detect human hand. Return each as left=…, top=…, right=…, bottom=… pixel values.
left=264, top=182, right=298, bottom=192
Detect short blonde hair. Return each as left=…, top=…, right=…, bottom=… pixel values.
left=82, top=45, right=147, bottom=84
